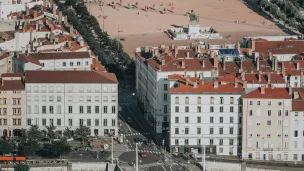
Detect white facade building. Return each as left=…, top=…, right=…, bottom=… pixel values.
left=169, top=75, right=244, bottom=156
left=25, top=70, right=118, bottom=136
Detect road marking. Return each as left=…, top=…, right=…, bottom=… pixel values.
left=158, top=163, right=167, bottom=171
left=169, top=164, right=174, bottom=171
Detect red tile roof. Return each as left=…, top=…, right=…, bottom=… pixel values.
left=244, top=73, right=285, bottom=84
left=169, top=75, right=244, bottom=93
left=17, top=54, right=41, bottom=66
left=25, top=70, right=117, bottom=84
left=0, top=80, right=24, bottom=90
left=91, top=58, right=106, bottom=71
left=243, top=87, right=291, bottom=99
left=255, top=40, right=304, bottom=55
left=282, top=61, right=304, bottom=76
left=1, top=73, right=24, bottom=77
left=292, top=101, right=304, bottom=111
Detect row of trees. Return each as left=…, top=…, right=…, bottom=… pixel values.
left=53, top=0, right=134, bottom=79
left=0, top=125, right=91, bottom=158
left=251, top=0, right=304, bottom=32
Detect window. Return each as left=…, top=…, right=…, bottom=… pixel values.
left=210, top=117, right=214, bottom=123
left=86, top=119, right=91, bottom=126
left=210, top=139, right=214, bottom=145
left=85, top=61, right=89, bottom=65
left=249, top=110, right=253, bottom=116
left=112, top=106, right=116, bottom=113
left=230, top=106, right=234, bottom=112
left=27, top=105, right=31, bottom=114
left=49, top=106, right=53, bottom=114
left=79, top=119, right=84, bottom=126
left=220, top=97, right=224, bottom=104
left=268, top=101, right=271, bottom=106
left=278, top=102, right=282, bottom=106
left=57, top=105, right=61, bottom=114
left=197, top=97, right=201, bottom=104
left=229, top=127, right=234, bottom=134
left=210, top=106, right=214, bottom=113
left=230, top=117, right=234, bottom=123
left=219, top=139, right=223, bottom=145
left=42, top=106, right=46, bottom=114
left=210, top=97, right=214, bottom=104
left=68, top=106, right=72, bottom=113
left=219, top=128, right=223, bottom=134
left=68, top=119, right=72, bottom=126
left=95, top=106, right=99, bottom=113
left=164, top=93, right=167, bottom=101
left=249, top=101, right=253, bottom=105
left=185, top=139, right=189, bottom=145
left=278, top=120, right=282, bottom=126
left=197, top=106, right=201, bottom=113
left=185, top=128, right=189, bottom=134
left=95, top=119, right=99, bottom=126
left=110, top=96, right=116, bottom=102
left=50, top=119, right=54, bottom=126
left=57, top=96, right=61, bottom=102
left=175, top=128, right=179, bottom=134
left=210, top=127, right=214, bottom=134
left=27, top=119, right=31, bottom=126
left=229, top=139, right=234, bottom=145
left=220, top=117, right=223, bottom=123
left=77, top=61, right=81, bottom=66
left=175, top=117, right=179, bottom=123
left=294, top=154, right=298, bottom=161
left=197, top=117, right=201, bottom=123
left=103, top=119, right=107, bottom=126
left=164, top=105, right=167, bottom=113
left=42, top=96, right=46, bottom=102
left=112, top=119, right=116, bottom=126
left=267, top=120, right=271, bottom=125
left=87, top=96, right=91, bottom=102
left=295, top=131, right=298, bottom=137
left=49, top=96, right=53, bottom=102
left=197, top=128, right=201, bottom=134
left=40, top=119, right=46, bottom=126
left=197, top=139, right=201, bottom=145
left=63, top=62, right=66, bottom=66
left=87, top=106, right=91, bottom=113
left=175, top=139, right=179, bottom=145
left=104, top=106, right=108, bottom=113
left=185, top=97, right=189, bottom=104
left=95, top=96, right=100, bottom=102
left=278, top=110, right=282, bottom=116
left=268, top=110, right=271, bottom=116
left=164, top=84, right=168, bottom=91
left=70, top=62, right=73, bottom=66
left=57, top=119, right=61, bottom=126
left=80, top=106, right=84, bottom=113
left=220, top=106, right=223, bottom=112
left=257, top=101, right=260, bottom=105
left=175, top=106, right=179, bottom=112
left=185, top=106, right=189, bottom=113
left=230, top=97, right=234, bottom=104
left=185, top=117, right=189, bottom=123
left=175, top=97, right=179, bottom=104
left=285, top=110, right=289, bottom=116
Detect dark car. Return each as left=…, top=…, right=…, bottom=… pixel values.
left=134, top=138, right=142, bottom=142
left=127, top=117, right=133, bottom=124
left=143, top=139, right=152, bottom=146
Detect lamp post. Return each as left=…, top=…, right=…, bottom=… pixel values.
left=201, top=134, right=205, bottom=170
left=135, top=143, right=139, bottom=171
left=111, top=136, right=114, bottom=164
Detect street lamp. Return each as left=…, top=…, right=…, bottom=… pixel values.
left=201, top=135, right=206, bottom=171
left=135, top=143, right=139, bottom=171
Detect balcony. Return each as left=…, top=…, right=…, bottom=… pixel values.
left=263, top=148, right=273, bottom=151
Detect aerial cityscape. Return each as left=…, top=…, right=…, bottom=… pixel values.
left=0, top=0, right=303, bottom=170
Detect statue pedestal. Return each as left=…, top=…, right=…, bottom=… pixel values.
left=188, top=24, right=200, bottom=34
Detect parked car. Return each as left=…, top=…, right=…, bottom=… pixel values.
left=139, top=153, right=147, bottom=157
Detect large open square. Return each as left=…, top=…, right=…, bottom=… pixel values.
left=86, top=0, right=288, bottom=55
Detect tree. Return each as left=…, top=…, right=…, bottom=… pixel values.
left=14, top=163, right=29, bottom=171
left=27, top=125, right=43, bottom=141
left=17, top=137, right=41, bottom=156
left=63, top=127, right=73, bottom=139
left=45, top=125, right=58, bottom=140
left=39, top=140, right=71, bottom=158
left=0, top=140, right=14, bottom=155
left=75, top=126, right=91, bottom=143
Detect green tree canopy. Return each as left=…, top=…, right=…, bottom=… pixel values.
left=14, top=163, right=30, bottom=171
left=39, top=140, right=71, bottom=158
left=0, top=140, right=14, bottom=155
left=45, top=125, right=58, bottom=140
left=27, top=125, right=44, bottom=141
left=75, top=126, right=91, bottom=142
left=17, top=137, right=41, bottom=156
left=63, top=127, right=73, bottom=139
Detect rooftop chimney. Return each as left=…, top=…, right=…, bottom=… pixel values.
left=241, top=72, right=245, bottom=81
left=160, top=43, right=165, bottom=49
left=164, top=47, right=169, bottom=54
left=171, top=44, right=175, bottom=50
left=260, top=86, right=265, bottom=94
left=161, top=59, right=165, bottom=66
left=271, top=83, right=274, bottom=89
left=236, top=42, right=240, bottom=52
left=297, top=62, right=300, bottom=70
left=26, top=6, right=29, bottom=15
left=154, top=48, right=159, bottom=57
left=193, top=81, right=198, bottom=88
left=69, top=25, right=74, bottom=36
left=223, top=57, right=226, bottom=70
left=274, top=57, right=278, bottom=71
left=268, top=73, right=271, bottom=84
left=256, top=57, right=260, bottom=71
left=199, top=72, right=203, bottom=80
left=53, top=4, right=57, bottom=16
left=214, top=81, right=218, bottom=88
left=80, top=39, right=84, bottom=47
left=202, top=60, right=205, bottom=68
left=213, top=55, right=218, bottom=68
left=258, top=71, right=262, bottom=82
left=186, top=51, right=190, bottom=58
left=186, top=78, right=189, bottom=85
left=251, top=39, right=256, bottom=51
left=34, top=11, right=38, bottom=18
left=1, top=79, right=3, bottom=86
left=243, top=80, right=247, bottom=88
left=181, top=60, right=185, bottom=68
left=294, top=91, right=299, bottom=99
left=234, top=78, right=238, bottom=88
left=58, top=11, right=63, bottom=24
left=195, top=45, right=201, bottom=54
left=289, top=86, right=292, bottom=96
left=174, top=46, right=178, bottom=56
left=282, top=63, right=286, bottom=77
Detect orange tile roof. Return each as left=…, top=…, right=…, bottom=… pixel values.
left=169, top=75, right=244, bottom=93
left=91, top=58, right=106, bottom=71
left=292, top=101, right=304, bottom=111
left=24, top=52, right=91, bottom=60
left=244, top=73, right=285, bottom=84
left=243, top=87, right=291, bottom=99
left=17, top=54, right=41, bottom=66
left=282, top=61, right=304, bottom=76
left=220, top=60, right=274, bottom=75
left=255, top=40, right=304, bottom=55
left=1, top=73, right=24, bottom=77
left=0, top=80, right=24, bottom=90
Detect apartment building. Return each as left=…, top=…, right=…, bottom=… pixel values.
left=135, top=44, right=220, bottom=133
left=25, top=70, right=118, bottom=136
left=169, top=74, right=244, bottom=156
left=0, top=73, right=26, bottom=137
left=281, top=61, right=304, bottom=88
left=289, top=88, right=304, bottom=161
left=242, top=86, right=293, bottom=161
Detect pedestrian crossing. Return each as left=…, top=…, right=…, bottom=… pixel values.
left=124, top=132, right=150, bottom=136
left=127, top=149, right=162, bottom=154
